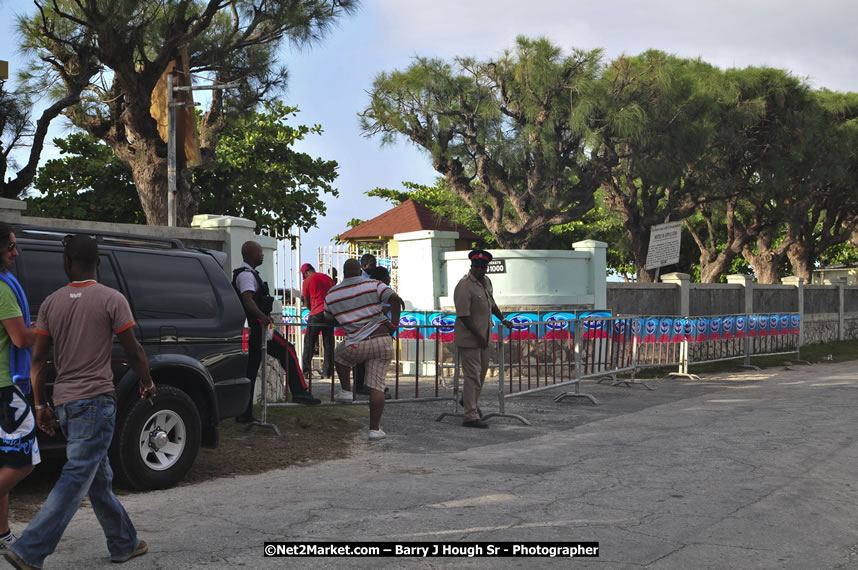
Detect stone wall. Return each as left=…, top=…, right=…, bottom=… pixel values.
left=844, top=316, right=858, bottom=340
left=607, top=276, right=858, bottom=346
left=802, top=317, right=840, bottom=345
left=846, top=289, right=858, bottom=313
left=753, top=285, right=798, bottom=313
left=607, top=283, right=678, bottom=316
left=689, top=284, right=743, bottom=316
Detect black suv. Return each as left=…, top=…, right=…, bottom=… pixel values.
left=11, top=225, right=251, bottom=490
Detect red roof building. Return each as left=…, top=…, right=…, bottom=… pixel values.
left=338, top=200, right=481, bottom=254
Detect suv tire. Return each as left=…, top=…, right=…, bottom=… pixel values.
left=114, top=385, right=202, bottom=490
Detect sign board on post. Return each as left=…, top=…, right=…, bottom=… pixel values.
left=645, top=221, right=682, bottom=270
left=0, top=60, right=8, bottom=80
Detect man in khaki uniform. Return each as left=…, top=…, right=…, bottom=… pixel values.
left=453, top=250, right=511, bottom=428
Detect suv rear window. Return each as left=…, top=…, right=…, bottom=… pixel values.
left=20, top=249, right=68, bottom=315
left=20, top=250, right=133, bottom=316
left=118, top=252, right=218, bottom=319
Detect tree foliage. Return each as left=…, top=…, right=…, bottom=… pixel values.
left=195, top=102, right=338, bottom=232
left=364, top=36, right=858, bottom=283
left=27, top=132, right=144, bottom=223
left=781, top=90, right=858, bottom=281
left=27, top=104, right=336, bottom=233
left=362, top=36, right=616, bottom=248
left=15, top=0, right=357, bottom=225
left=0, top=79, right=30, bottom=190
left=594, top=51, right=729, bottom=282
left=677, top=67, right=814, bottom=283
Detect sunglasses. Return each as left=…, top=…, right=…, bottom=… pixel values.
left=5, top=242, right=15, bottom=252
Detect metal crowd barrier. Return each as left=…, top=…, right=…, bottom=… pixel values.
left=260, top=317, right=609, bottom=425
left=263, top=318, right=459, bottom=408
left=628, top=313, right=805, bottom=381
left=252, top=312, right=805, bottom=428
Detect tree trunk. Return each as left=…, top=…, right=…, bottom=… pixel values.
left=630, top=232, right=656, bottom=283
left=742, top=230, right=790, bottom=284
left=1, top=75, right=93, bottom=199
left=635, top=263, right=657, bottom=283
left=743, top=252, right=778, bottom=284
left=699, top=251, right=736, bottom=283
left=784, top=212, right=858, bottom=283
left=127, top=146, right=199, bottom=227
left=786, top=243, right=814, bottom=283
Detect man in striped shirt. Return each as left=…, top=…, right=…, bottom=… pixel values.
left=324, top=259, right=402, bottom=441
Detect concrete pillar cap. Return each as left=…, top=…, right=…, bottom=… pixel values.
left=660, top=272, right=690, bottom=283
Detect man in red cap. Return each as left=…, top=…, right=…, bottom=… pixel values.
left=454, top=249, right=511, bottom=428
left=301, top=263, right=335, bottom=379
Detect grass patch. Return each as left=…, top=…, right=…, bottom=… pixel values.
left=182, top=404, right=368, bottom=484
left=10, top=404, right=367, bottom=522
left=795, top=339, right=858, bottom=362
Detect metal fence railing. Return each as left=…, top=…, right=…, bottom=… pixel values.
left=627, top=313, right=804, bottom=381
left=264, top=318, right=457, bottom=407
left=251, top=311, right=806, bottom=428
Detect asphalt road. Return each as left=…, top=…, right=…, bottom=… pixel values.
left=10, top=360, right=858, bottom=569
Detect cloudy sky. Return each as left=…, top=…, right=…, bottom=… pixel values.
left=285, top=0, right=858, bottom=265
left=3, top=1, right=858, bottom=277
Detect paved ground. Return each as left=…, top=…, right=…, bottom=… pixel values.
left=10, top=360, right=858, bottom=569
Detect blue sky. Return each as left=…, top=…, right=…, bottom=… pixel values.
left=3, top=1, right=858, bottom=269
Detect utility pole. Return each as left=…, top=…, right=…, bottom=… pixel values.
left=1, top=61, right=9, bottom=160
left=166, top=73, right=238, bottom=226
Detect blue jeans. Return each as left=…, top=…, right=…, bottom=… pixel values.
left=11, top=395, right=138, bottom=567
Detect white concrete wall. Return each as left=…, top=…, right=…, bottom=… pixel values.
left=11, top=201, right=227, bottom=251
left=393, top=230, right=458, bottom=311
left=573, top=240, right=607, bottom=309
left=191, top=215, right=275, bottom=284
left=438, top=244, right=607, bottom=309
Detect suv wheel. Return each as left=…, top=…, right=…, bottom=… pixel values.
left=116, top=385, right=201, bottom=490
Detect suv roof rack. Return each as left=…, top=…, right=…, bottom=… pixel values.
left=15, top=225, right=185, bottom=250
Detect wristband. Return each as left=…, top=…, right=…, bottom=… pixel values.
left=34, top=404, right=47, bottom=410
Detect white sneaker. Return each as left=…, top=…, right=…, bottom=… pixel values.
left=368, top=429, right=386, bottom=441
left=334, top=390, right=353, bottom=403
left=0, top=531, right=15, bottom=552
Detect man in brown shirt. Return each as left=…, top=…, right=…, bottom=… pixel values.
left=453, top=250, right=511, bottom=428
left=6, top=235, right=154, bottom=568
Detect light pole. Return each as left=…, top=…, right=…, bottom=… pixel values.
left=166, top=73, right=239, bottom=226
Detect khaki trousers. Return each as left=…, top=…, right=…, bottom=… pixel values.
left=459, top=346, right=489, bottom=421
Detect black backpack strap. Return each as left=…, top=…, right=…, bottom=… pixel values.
left=232, top=266, right=263, bottom=290
left=232, top=267, right=245, bottom=287
left=233, top=267, right=273, bottom=314
left=232, top=267, right=250, bottom=295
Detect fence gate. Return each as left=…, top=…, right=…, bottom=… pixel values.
left=316, top=244, right=399, bottom=291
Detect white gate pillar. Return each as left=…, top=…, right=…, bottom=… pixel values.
left=393, top=230, right=459, bottom=311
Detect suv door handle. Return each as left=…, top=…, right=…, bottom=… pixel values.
left=159, top=326, right=178, bottom=343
